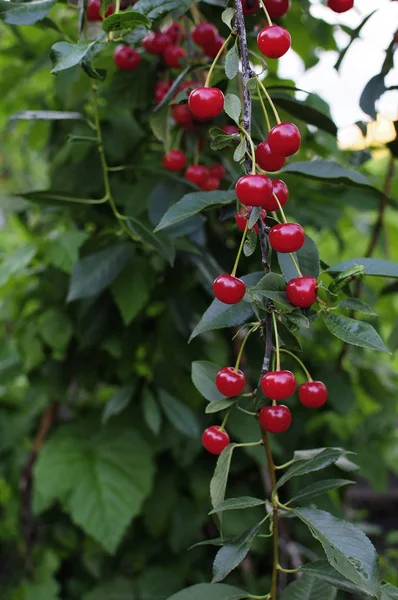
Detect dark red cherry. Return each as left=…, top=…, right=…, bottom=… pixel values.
left=208, top=164, right=226, bottom=180
left=114, top=45, right=141, bottom=71
left=263, top=179, right=289, bottom=211
left=203, top=35, right=225, bottom=58
left=202, top=426, right=230, bottom=455
left=259, top=405, right=292, bottom=433
left=286, top=277, right=318, bottom=308
left=87, top=0, right=101, bottom=20
left=172, top=104, right=192, bottom=126
left=184, top=164, right=209, bottom=186
left=192, top=22, right=218, bottom=46
left=257, top=26, right=291, bottom=59
left=188, top=88, right=224, bottom=120
left=299, top=381, right=328, bottom=408
left=216, top=367, right=246, bottom=397
left=269, top=223, right=305, bottom=253
left=235, top=174, right=273, bottom=207
left=213, top=274, right=246, bottom=304
left=261, top=370, right=296, bottom=400
left=200, top=176, right=220, bottom=191
left=327, top=0, right=354, bottom=12
left=264, top=0, right=290, bottom=18
left=155, top=80, right=171, bottom=104
left=142, top=32, right=171, bottom=55
left=235, top=207, right=266, bottom=234
left=163, top=45, right=186, bottom=68
left=267, top=122, right=301, bottom=156
left=255, top=141, right=286, bottom=172
left=164, top=22, right=184, bottom=43
left=162, top=149, right=186, bottom=171
left=222, top=124, right=239, bottom=136
left=242, top=0, right=259, bottom=15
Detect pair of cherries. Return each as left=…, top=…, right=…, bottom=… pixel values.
left=192, top=22, right=225, bottom=59
left=185, top=163, right=225, bottom=191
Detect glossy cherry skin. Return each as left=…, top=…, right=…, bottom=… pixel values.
left=242, top=0, right=259, bottom=15
left=142, top=32, right=170, bottom=55
left=165, top=22, right=184, bottom=43
left=203, top=35, right=225, bottom=58
left=235, top=174, right=273, bottom=207
left=257, top=26, right=291, bottom=59
left=114, top=45, right=141, bottom=71
left=155, top=80, right=171, bottom=104
left=327, top=0, right=353, bottom=12
left=162, top=150, right=186, bottom=171
left=184, top=165, right=209, bottom=186
left=263, top=179, right=289, bottom=211
left=235, top=207, right=266, bottom=234
left=188, top=88, right=224, bottom=121
left=255, top=141, right=286, bottom=172
left=299, top=381, right=328, bottom=408
left=286, top=276, right=318, bottom=308
left=208, top=164, right=226, bottom=180
left=259, top=405, right=292, bottom=433
left=261, top=370, right=296, bottom=400
left=268, top=122, right=301, bottom=156
left=172, top=104, right=192, bottom=125
left=202, top=426, right=230, bottom=455
left=192, top=22, right=218, bottom=46
left=264, top=0, right=290, bottom=18
left=269, top=223, right=305, bottom=253
left=163, top=45, right=186, bottom=68
left=201, top=176, right=220, bottom=191
left=213, top=274, right=246, bottom=304
left=216, top=367, right=246, bottom=397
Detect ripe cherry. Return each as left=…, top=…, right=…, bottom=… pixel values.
left=165, top=22, right=184, bottom=43
left=257, top=26, right=291, bottom=59
left=163, top=45, right=186, bottom=68
left=192, top=22, right=218, bottom=46
left=203, top=35, right=225, bottom=58
left=235, top=174, right=273, bottom=207
left=216, top=367, right=246, bottom=397
left=114, top=45, right=141, bottom=71
left=162, top=149, right=186, bottom=171
left=87, top=0, right=101, bottom=20
left=184, top=164, right=209, bottom=186
left=188, top=88, right=224, bottom=121
left=222, top=124, right=239, bottom=136
left=327, top=0, right=354, bottom=12
left=172, top=104, right=192, bottom=126
left=235, top=207, right=266, bottom=234
left=202, top=426, right=230, bottom=455
left=286, top=277, right=318, bottom=308
left=142, top=32, right=170, bottom=55
left=155, top=80, right=171, bottom=104
left=299, top=381, right=328, bottom=408
left=255, top=141, right=286, bottom=172
left=264, top=0, right=290, bottom=18
left=201, top=176, right=220, bottom=191
left=208, top=164, right=226, bottom=180
left=263, top=179, right=289, bottom=211
left=269, top=223, right=305, bottom=253
left=261, top=370, right=296, bottom=400
left=268, top=122, right=301, bottom=156
left=259, top=405, right=292, bottom=433
left=242, top=0, right=259, bottom=15
left=213, top=274, right=246, bottom=304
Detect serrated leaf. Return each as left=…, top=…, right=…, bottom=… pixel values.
left=249, top=272, right=290, bottom=307
left=233, top=138, right=246, bottom=162
left=224, top=93, right=241, bottom=125
left=0, top=0, right=57, bottom=24
left=102, top=382, right=135, bottom=424
left=293, top=448, right=359, bottom=472
left=205, top=398, right=236, bottom=413
left=280, top=574, right=337, bottom=600
left=221, top=7, right=235, bottom=29
left=142, top=388, right=162, bottom=435
left=277, top=448, right=346, bottom=489
left=166, top=583, right=247, bottom=600
left=133, top=0, right=191, bottom=20
left=300, top=560, right=362, bottom=595
left=209, top=497, right=265, bottom=514
left=158, top=390, right=199, bottom=438
left=210, top=444, right=236, bottom=511
left=155, top=190, right=236, bottom=231
left=290, top=479, right=354, bottom=503
left=212, top=523, right=261, bottom=583
left=327, top=258, right=398, bottom=278
left=102, top=10, right=150, bottom=32
left=243, top=230, right=257, bottom=257
left=339, top=298, right=377, bottom=316
left=191, top=361, right=225, bottom=402
left=211, top=134, right=237, bottom=151
left=127, top=217, right=175, bottom=265
left=225, top=43, right=239, bottom=80
left=322, top=312, right=389, bottom=353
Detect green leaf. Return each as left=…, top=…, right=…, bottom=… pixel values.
left=339, top=298, right=377, bottom=316
left=67, top=243, right=135, bottom=302
left=166, top=583, right=248, bottom=600
left=158, top=390, right=200, bottom=438
left=293, top=508, right=381, bottom=598
left=360, top=74, right=386, bottom=120
left=111, top=259, right=153, bottom=325
left=102, top=382, right=135, bottom=424
left=382, top=584, right=398, bottom=599
left=34, top=422, right=154, bottom=553
left=38, top=309, right=73, bottom=352
left=83, top=577, right=135, bottom=600
left=190, top=272, right=263, bottom=341
left=278, top=252, right=300, bottom=283
left=210, top=444, right=236, bottom=511
left=212, top=523, right=261, bottom=583
left=149, top=105, right=169, bottom=143
left=133, top=0, right=191, bottom=20
left=9, top=110, right=84, bottom=122
left=327, top=258, right=398, bottom=278
left=233, top=138, right=246, bottom=162
left=191, top=361, right=225, bottom=402
left=142, top=388, right=162, bottom=435
left=243, top=229, right=257, bottom=257
left=272, top=93, right=337, bottom=136
left=249, top=272, right=291, bottom=308
left=0, top=0, right=57, bottom=25
left=225, top=43, right=239, bottom=80
left=155, top=190, right=236, bottom=231
left=128, top=217, right=175, bottom=265
left=209, top=496, right=265, bottom=514
left=322, top=312, right=390, bottom=353
left=297, top=236, right=320, bottom=279
left=205, top=398, right=236, bottom=413
left=0, top=243, right=36, bottom=286
left=102, top=10, right=150, bottom=32
left=224, top=93, right=241, bottom=125
left=280, top=574, right=337, bottom=600
left=221, top=7, right=236, bottom=29
left=276, top=448, right=346, bottom=489
left=211, top=134, right=238, bottom=151
left=293, top=448, right=359, bottom=472
left=154, top=65, right=195, bottom=111
left=45, top=230, right=88, bottom=274
left=50, top=40, right=99, bottom=74
left=290, top=479, right=354, bottom=504
left=300, top=560, right=362, bottom=595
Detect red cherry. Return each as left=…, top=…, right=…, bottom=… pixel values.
left=184, top=164, right=209, bottom=186
left=222, top=124, right=239, bottom=136
left=162, top=149, right=186, bottom=171
left=269, top=223, right=305, bottom=253
left=257, top=26, right=291, bottom=59
left=235, top=174, right=273, bottom=207
left=259, top=405, right=292, bottom=433
left=165, top=22, right=184, bottom=43
left=268, top=122, right=301, bottom=156
left=113, top=45, right=141, bottom=71
left=216, top=367, right=246, bottom=397
left=202, top=426, right=230, bottom=455
left=242, top=0, right=259, bottom=15
left=105, top=4, right=115, bottom=16
left=142, top=32, right=171, bottom=55
left=286, top=277, right=318, bottom=308
left=163, top=45, right=186, bottom=68
left=188, top=88, right=224, bottom=121
left=264, top=0, right=290, bottom=18
left=213, top=274, right=246, bottom=304
left=327, top=0, right=353, bottom=12
left=177, top=80, right=198, bottom=97
left=208, top=164, right=226, bottom=180
left=192, top=22, right=218, bottom=46
left=155, top=80, right=171, bottom=104
left=172, top=104, right=192, bottom=126
left=201, top=176, right=220, bottom=191
left=235, top=207, right=266, bottom=234
left=87, top=0, right=101, bottom=20
left=261, top=370, right=296, bottom=400
left=299, top=381, right=328, bottom=408
left=263, top=179, right=289, bottom=211
left=255, top=141, right=286, bottom=172
left=203, top=35, right=225, bottom=58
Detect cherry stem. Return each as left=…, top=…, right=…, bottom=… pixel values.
left=189, top=4, right=201, bottom=25
left=271, top=312, right=281, bottom=371
left=256, top=78, right=281, bottom=125
left=115, top=0, right=120, bottom=13
left=204, top=33, right=233, bottom=87
left=277, top=565, right=301, bottom=574
left=237, top=405, right=256, bottom=416
left=258, top=0, right=273, bottom=26
left=219, top=409, right=231, bottom=432
left=256, top=81, right=271, bottom=132
left=239, top=126, right=256, bottom=174
left=231, top=218, right=249, bottom=277
left=280, top=348, right=312, bottom=381
left=271, top=192, right=287, bottom=223
left=235, top=440, right=263, bottom=448
left=234, top=324, right=259, bottom=371
left=289, top=252, right=303, bottom=277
